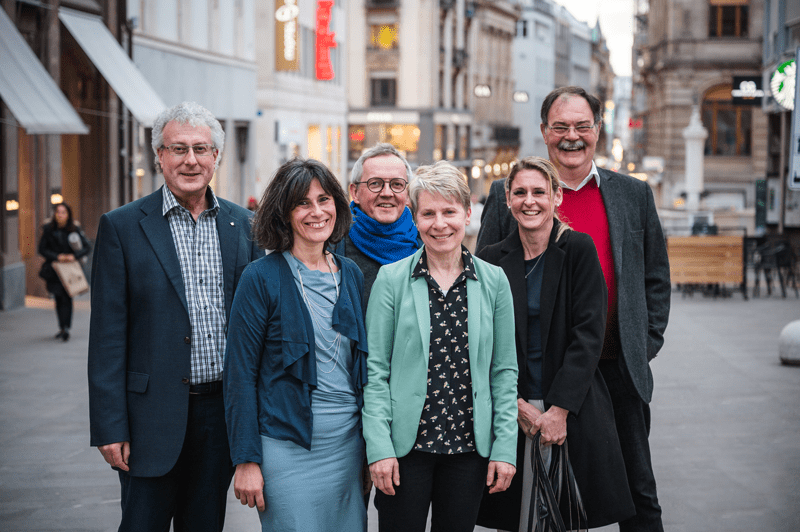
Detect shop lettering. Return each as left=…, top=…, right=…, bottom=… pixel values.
left=315, top=0, right=336, bottom=80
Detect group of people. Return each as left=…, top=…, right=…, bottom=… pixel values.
left=85, top=86, right=670, bottom=532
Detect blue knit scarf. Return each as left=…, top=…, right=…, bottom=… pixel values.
left=349, top=202, right=420, bottom=265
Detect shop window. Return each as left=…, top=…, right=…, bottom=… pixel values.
left=702, top=84, right=751, bottom=156
left=709, top=1, right=748, bottom=38
left=370, top=24, right=398, bottom=49
left=371, top=78, right=397, bottom=106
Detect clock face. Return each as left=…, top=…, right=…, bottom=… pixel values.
left=771, top=59, right=796, bottom=111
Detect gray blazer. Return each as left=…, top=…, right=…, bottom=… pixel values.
left=476, top=167, right=670, bottom=403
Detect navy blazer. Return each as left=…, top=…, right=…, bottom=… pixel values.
left=88, top=187, right=262, bottom=477
left=223, top=252, right=368, bottom=466
left=476, top=168, right=670, bottom=403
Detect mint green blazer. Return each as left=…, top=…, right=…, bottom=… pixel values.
left=363, top=247, right=518, bottom=465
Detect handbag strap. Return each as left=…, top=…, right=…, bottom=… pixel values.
left=527, top=433, right=567, bottom=532
left=548, top=438, right=588, bottom=531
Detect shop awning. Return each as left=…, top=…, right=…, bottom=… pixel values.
left=59, top=7, right=166, bottom=127
left=0, top=9, right=88, bottom=134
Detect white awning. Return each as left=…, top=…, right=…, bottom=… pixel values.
left=0, top=9, right=88, bottom=134
left=59, top=7, right=166, bottom=127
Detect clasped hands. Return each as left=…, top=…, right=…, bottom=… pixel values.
left=517, top=399, right=568, bottom=446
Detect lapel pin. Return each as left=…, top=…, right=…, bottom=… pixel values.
left=230, top=222, right=235, bottom=226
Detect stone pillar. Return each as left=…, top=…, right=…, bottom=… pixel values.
left=682, top=105, right=708, bottom=212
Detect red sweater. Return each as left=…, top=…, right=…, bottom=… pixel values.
left=558, top=180, right=620, bottom=358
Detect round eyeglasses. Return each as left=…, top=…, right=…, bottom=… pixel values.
left=354, top=177, right=408, bottom=194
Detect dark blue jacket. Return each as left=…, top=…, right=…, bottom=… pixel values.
left=88, top=187, right=262, bottom=477
left=224, top=252, right=368, bottom=465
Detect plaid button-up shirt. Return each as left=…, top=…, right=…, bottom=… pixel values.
left=163, top=186, right=226, bottom=385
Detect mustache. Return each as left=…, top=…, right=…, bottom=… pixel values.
left=557, top=139, right=587, bottom=151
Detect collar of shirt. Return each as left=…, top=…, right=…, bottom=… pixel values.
left=161, top=185, right=220, bottom=217
left=560, top=161, right=600, bottom=192
left=412, top=246, right=479, bottom=283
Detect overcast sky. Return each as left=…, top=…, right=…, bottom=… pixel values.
left=553, top=0, right=635, bottom=77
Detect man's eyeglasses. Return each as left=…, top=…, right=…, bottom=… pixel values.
left=161, top=144, right=216, bottom=157
left=354, top=177, right=408, bottom=194
left=546, top=124, right=597, bottom=135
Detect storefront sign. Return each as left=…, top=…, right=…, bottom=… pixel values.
left=789, top=48, right=800, bottom=191
left=771, top=59, right=796, bottom=111
left=275, top=0, right=300, bottom=72
left=315, top=0, right=336, bottom=80
left=731, top=76, right=764, bottom=105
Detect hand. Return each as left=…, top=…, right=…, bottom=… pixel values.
left=369, top=457, right=400, bottom=496
left=57, top=253, right=75, bottom=263
left=534, top=406, right=568, bottom=446
left=98, top=441, right=130, bottom=472
left=361, top=456, right=374, bottom=496
left=234, top=462, right=265, bottom=512
left=486, top=461, right=516, bottom=494
left=517, top=399, right=543, bottom=436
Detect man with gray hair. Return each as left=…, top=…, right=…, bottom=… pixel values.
left=336, top=143, right=422, bottom=304
left=88, top=102, right=262, bottom=531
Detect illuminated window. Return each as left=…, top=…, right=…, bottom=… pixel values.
left=702, top=84, right=751, bottom=156
left=709, top=1, right=748, bottom=38
left=371, top=78, right=397, bottom=106
left=370, top=24, right=398, bottom=49
left=308, top=125, right=322, bottom=160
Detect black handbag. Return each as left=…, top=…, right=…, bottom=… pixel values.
left=526, top=433, right=587, bottom=532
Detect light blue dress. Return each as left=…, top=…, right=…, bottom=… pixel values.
left=256, top=253, right=366, bottom=531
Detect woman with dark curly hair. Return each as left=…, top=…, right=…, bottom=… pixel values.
left=223, top=158, right=368, bottom=531
left=38, top=202, right=91, bottom=341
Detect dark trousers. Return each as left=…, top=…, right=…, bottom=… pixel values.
left=599, top=360, right=664, bottom=532
left=374, top=450, right=488, bottom=532
left=117, top=391, right=234, bottom=532
left=47, top=281, right=72, bottom=330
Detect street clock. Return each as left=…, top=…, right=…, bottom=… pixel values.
left=771, top=59, right=796, bottom=110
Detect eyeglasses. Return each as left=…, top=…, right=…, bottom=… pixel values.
left=354, top=177, right=408, bottom=194
left=546, top=124, right=597, bottom=135
left=161, top=144, right=216, bottom=157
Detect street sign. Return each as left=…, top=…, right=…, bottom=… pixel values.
left=790, top=47, right=800, bottom=191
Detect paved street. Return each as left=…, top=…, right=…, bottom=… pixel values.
left=1, top=292, right=799, bottom=531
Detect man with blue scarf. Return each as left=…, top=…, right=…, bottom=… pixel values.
left=336, top=143, right=422, bottom=306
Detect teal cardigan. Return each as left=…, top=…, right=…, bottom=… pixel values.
left=363, top=246, right=519, bottom=465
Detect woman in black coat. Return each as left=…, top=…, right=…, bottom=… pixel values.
left=38, top=203, right=90, bottom=341
left=476, top=157, right=634, bottom=530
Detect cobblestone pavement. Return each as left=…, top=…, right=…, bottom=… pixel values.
left=1, top=292, right=798, bottom=531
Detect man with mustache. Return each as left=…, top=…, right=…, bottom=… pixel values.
left=336, top=143, right=422, bottom=305
left=477, top=86, right=671, bottom=531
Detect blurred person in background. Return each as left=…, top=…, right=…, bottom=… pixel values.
left=363, top=160, right=518, bottom=532
left=224, top=158, right=368, bottom=531
left=38, top=202, right=91, bottom=342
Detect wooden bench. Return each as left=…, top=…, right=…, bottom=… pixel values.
left=667, top=235, right=746, bottom=298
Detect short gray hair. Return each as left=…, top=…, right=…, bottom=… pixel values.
left=349, top=143, right=413, bottom=185
left=151, top=102, right=225, bottom=172
left=409, top=160, right=471, bottom=215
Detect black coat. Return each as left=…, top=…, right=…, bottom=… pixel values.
left=477, top=222, right=635, bottom=530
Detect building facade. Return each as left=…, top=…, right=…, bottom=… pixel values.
left=346, top=0, right=520, bottom=196
left=512, top=0, right=611, bottom=162
left=633, top=0, right=767, bottom=230
left=255, top=0, right=348, bottom=189
left=128, top=0, right=257, bottom=206
left=1, top=0, right=155, bottom=308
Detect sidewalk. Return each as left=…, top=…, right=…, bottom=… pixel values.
left=1, top=293, right=799, bottom=531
